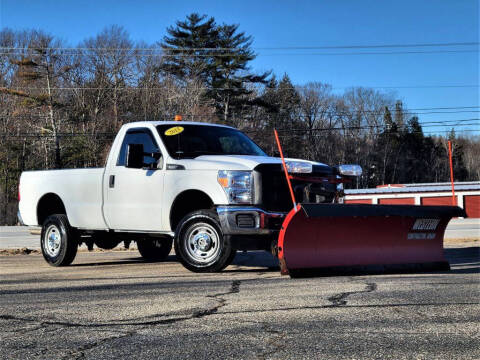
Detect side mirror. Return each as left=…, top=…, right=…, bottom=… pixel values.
left=144, top=151, right=163, bottom=169
left=336, top=164, right=363, bottom=177
left=126, top=143, right=144, bottom=168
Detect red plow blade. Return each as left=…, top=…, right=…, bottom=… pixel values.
left=278, top=203, right=466, bottom=277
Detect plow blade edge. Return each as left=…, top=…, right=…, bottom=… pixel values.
left=278, top=203, right=466, bottom=277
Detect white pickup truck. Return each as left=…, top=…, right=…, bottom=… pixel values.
left=18, top=121, right=360, bottom=272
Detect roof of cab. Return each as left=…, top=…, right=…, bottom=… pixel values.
left=122, top=121, right=235, bottom=130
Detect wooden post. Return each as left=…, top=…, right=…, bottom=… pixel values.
left=448, top=140, right=456, bottom=206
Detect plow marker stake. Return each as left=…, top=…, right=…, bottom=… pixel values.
left=278, top=203, right=466, bottom=278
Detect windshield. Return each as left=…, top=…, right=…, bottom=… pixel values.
left=157, top=124, right=267, bottom=159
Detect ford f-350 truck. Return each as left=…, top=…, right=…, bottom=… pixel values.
left=18, top=121, right=360, bottom=272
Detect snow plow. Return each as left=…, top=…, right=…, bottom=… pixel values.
left=277, top=203, right=465, bottom=277
left=273, top=130, right=466, bottom=277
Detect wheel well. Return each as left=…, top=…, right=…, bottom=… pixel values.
left=37, top=193, right=67, bottom=225
left=170, top=190, right=214, bottom=232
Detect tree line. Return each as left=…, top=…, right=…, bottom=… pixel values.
left=0, top=13, right=479, bottom=224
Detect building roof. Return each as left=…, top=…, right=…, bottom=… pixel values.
left=345, top=183, right=480, bottom=195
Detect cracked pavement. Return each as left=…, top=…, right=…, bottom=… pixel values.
left=0, top=246, right=479, bottom=359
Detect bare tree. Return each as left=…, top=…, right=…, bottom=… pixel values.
left=297, top=82, right=336, bottom=161
left=81, top=25, right=135, bottom=130
left=0, top=30, right=76, bottom=168
left=341, top=87, right=395, bottom=187
left=462, top=135, right=480, bottom=180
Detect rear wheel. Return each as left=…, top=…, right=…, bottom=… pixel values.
left=174, top=210, right=235, bottom=272
left=40, top=214, right=78, bottom=266
left=137, top=238, right=173, bottom=261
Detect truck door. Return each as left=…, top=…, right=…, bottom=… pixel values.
left=103, top=128, right=165, bottom=231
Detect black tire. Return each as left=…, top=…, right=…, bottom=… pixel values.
left=137, top=237, right=173, bottom=261
left=92, top=233, right=120, bottom=250
left=174, top=210, right=235, bottom=273
left=40, top=214, right=78, bottom=266
left=226, top=247, right=237, bottom=266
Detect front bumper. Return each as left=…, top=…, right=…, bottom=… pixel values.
left=216, top=206, right=286, bottom=235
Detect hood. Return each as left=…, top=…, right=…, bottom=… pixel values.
left=169, top=155, right=328, bottom=171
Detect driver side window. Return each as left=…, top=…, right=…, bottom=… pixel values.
left=117, top=129, right=161, bottom=167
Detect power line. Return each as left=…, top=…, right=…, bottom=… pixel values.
left=0, top=110, right=480, bottom=124
left=1, top=121, right=479, bottom=138
left=6, top=85, right=478, bottom=91
left=1, top=42, right=478, bottom=51
left=259, top=50, right=478, bottom=56
left=4, top=104, right=474, bottom=111
left=0, top=130, right=477, bottom=141
left=422, top=122, right=480, bottom=128
left=270, top=129, right=480, bottom=139
left=4, top=111, right=480, bottom=120
left=342, top=85, right=478, bottom=89
left=392, top=106, right=478, bottom=111
left=0, top=50, right=477, bottom=57
left=270, top=122, right=480, bottom=132
left=256, top=42, right=480, bottom=50
left=270, top=127, right=480, bottom=134
left=418, top=118, right=480, bottom=124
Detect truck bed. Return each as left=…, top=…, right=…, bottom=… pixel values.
left=19, top=168, right=108, bottom=230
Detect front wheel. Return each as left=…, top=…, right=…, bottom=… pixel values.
left=40, top=214, right=78, bottom=266
left=174, top=210, right=235, bottom=272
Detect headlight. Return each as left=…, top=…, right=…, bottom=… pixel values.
left=337, top=164, right=362, bottom=177
left=217, top=170, right=253, bottom=204
left=284, top=161, right=312, bottom=173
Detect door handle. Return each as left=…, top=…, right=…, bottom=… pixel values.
left=109, top=175, right=115, bottom=188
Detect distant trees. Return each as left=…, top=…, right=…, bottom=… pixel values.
left=461, top=136, right=480, bottom=180
left=0, top=30, right=76, bottom=168
left=0, top=17, right=478, bottom=224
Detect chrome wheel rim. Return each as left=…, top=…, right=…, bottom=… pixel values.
left=184, top=222, right=221, bottom=264
left=43, top=225, right=62, bottom=257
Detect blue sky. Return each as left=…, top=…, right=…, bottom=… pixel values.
left=1, top=0, right=478, bottom=135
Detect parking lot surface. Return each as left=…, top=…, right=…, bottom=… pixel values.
left=0, top=245, right=479, bottom=360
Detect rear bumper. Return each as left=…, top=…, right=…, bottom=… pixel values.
left=216, top=206, right=286, bottom=235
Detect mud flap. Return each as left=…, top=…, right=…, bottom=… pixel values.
left=278, top=203, right=466, bottom=278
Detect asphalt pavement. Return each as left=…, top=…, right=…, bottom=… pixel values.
left=444, top=218, right=480, bottom=239
left=1, top=244, right=479, bottom=359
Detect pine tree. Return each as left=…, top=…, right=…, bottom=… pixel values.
left=161, top=13, right=270, bottom=123
left=262, top=74, right=300, bottom=129
left=446, top=129, right=468, bottom=181
left=383, top=106, right=395, bottom=131
left=161, top=13, right=218, bottom=82
left=262, top=74, right=301, bottom=156
left=376, top=106, right=401, bottom=184
left=394, top=100, right=405, bottom=129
